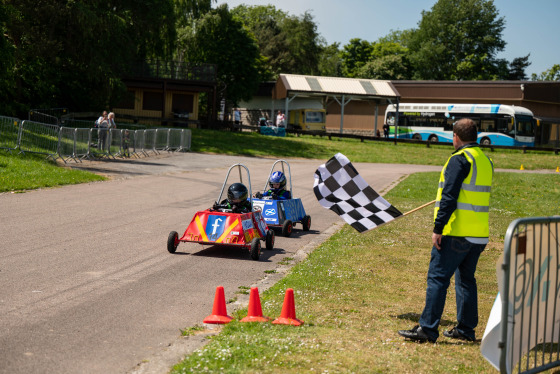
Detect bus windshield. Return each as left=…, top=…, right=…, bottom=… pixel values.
left=515, top=115, right=535, bottom=137
left=305, top=111, right=325, bottom=123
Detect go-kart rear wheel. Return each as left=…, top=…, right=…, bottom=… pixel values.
left=250, top=238, right=261, bottom=260
left=265, top=229, right=275, bottom=250
left=167, top=231, right=179, bottom=253
left=302, top=215, right=311, bottom=231
left=282, top=220, right=293, bottom=237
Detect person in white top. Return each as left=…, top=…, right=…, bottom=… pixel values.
left=108, top=112, right=117, bottom=129
left=276, top=110, right=285, bottom=127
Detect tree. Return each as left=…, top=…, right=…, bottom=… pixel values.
left=507, top=54, right=531, bottom=80
left=282, top=11, right=322, bottom=75
left=231, top=5, right=322, bottom=78
left=2, top=0, right=177, bottom=116
left=340, top=38, right=374, bottom=78
left=317, top=42, right=342, bottom=77
left=178, top=4, right=263, bottom=105
left=231, top=5, right=289, bottom=79
left=175, top=0, right=215, bottom=21
left=407, top=0, right=506, bottom=80
left=531, top=64, right=560, bottom=81
left=357, top=55, right=410, bottom=80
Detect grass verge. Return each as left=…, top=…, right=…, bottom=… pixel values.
left=0, top=152, right=105, bottom=192
left=170, top=172, right=560, bottom=374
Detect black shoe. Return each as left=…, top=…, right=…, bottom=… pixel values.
left=442, top=327, right=475, bottom=342
left=398, top=325, right=436, bottom=343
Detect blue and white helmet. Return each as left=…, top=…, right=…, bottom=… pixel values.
left=268, top=171, right=286, bottom=191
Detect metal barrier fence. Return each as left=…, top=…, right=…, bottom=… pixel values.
left=498, top=216, right=560, bottom=373
left=0, top=116, right=191, bottom=162
left=0, top=116, right=21, bottom=151
left=19, top=120, right=60, bottom=159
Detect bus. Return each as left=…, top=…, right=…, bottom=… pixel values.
left=384, top=103, right=536, bottom=146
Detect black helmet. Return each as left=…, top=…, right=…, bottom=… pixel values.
left=227, top=183, right=248, bottom=204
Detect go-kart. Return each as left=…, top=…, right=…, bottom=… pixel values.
left=251, top=160, right=311, bottom=237
left=167, top=164, right=275, bottom=260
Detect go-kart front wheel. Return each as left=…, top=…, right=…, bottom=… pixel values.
left=167, top=231, right=179, bottom=253
left=250, top=238, right=261, bottom=261
left=265, top=229, right=275, bottom=250
left=302, top=215, right=311, bottom=231
left=282, top=220, right=293, bottom=237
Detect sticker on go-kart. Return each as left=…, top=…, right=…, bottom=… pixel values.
left=191, top=213, right=241, bottom=243
left=241, top=218, right=254, bottom=231
left=252, top=210, right=268, bottom=236
left=205, top=215, right=226, bottom=240
left=264, top=208, right=276, bottom=216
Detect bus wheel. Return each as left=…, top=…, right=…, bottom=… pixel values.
left=413, top=134, right=422, bottom=140
left=428, top=135, right=438, bottom=143
left=480, top=137, right=491, bottom=146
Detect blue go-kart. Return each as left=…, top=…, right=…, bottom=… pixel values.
left=251, top=160, right=311, bottom=237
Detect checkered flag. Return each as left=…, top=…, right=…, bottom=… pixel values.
left=314, top=153, right=403, bottom=233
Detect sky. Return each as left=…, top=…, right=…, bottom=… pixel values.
left=217, top=0, right=560, bottom=78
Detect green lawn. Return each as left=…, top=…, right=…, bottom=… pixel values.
left=2, top=128, right=559, bottom=372
left=2, top=129, right=559, bottom=192
left=170, top=172, right=560, bottom=374
left=0, top=152, right=104, bottom=193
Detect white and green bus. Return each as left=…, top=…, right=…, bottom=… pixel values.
left=384, top=103, right=536, bottom=146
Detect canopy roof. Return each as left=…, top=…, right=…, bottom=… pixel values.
left=273, top=74, right=400, bottom=101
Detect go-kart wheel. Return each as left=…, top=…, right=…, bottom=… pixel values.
left=282, top=220, right=293, bottom=237
left=302, top=215, right=311, bottom=231
left=167, top=231, right=179, bottom=253
left=250, top=238, right=261, bottom=261
left=265, top=229, right=275, bottom=250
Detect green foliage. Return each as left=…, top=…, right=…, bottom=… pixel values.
left=178, top=4, right=263, bottom=105
left=340, top=38, right=374, bottom=78
left=407, top=0, right=507, bottom=80
left=357, top=54, right=410, bottom=80
left=531, top=64, right=560, bottom=81
left=231, top=5, right=322, bottom=79
left=2, top=0, right=177, bottom=116
left=317, top=42, right=342, bottom=77
left=508, top=54, right=531, bottom=80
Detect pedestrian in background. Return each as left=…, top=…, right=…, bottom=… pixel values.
left=398, top=118, right=494, bottom=343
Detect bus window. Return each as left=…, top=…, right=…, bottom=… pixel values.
left=480, top=120, right=495, bottom=132
left=496, top=118, right=509, bottom=134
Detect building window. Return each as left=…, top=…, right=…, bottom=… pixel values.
left=143, top=91, right=163, bottom=111
left=117, top=90, right=136, bottom=110
left=172, top=93, right=194, bottom=113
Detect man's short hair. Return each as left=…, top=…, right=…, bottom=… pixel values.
left=454, top=118, right=478, bottom=142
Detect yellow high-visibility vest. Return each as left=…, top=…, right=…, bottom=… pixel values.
left=434, top=147, right=493, bottom=237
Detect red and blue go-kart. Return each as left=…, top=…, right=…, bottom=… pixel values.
left=251, top=160, right=311, bottom=237
left=167, top=164, right=275, bottom=261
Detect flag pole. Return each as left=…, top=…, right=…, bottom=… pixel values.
left=402, top=200, right=436, bottom=216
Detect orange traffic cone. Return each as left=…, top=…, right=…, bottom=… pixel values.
left=520, top=164, right=525, bottom=170
left=240, top=287, right=270, bottom=322
left=203, top=286, right=233, bottom=324
left=556, top=166, right=559, bottom=173
left=272, top=288, right=303, bottom=326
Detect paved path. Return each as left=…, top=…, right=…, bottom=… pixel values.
left=0, top=153, right=442, bottom=374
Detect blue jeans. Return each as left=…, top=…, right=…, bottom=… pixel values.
left=419, top=236, right=486, bottom=341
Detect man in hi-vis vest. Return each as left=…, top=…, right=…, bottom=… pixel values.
left=399, top=118, right=494, bottom=343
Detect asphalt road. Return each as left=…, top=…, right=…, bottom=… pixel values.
left=0, top=152, right=441, bottom=374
